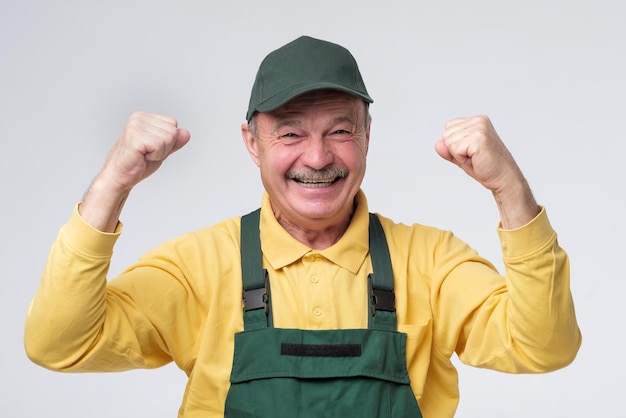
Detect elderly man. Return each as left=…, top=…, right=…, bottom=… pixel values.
left=25, top=36, right=581, bottom=417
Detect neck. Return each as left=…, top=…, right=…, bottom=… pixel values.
left=274, top=209, right=353, bottom=250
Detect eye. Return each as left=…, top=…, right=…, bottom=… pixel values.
left=278, top=132, right=304, bottom=143
left=330, top=129, right=353, bottom=139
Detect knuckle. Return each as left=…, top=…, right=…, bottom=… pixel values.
left=163, top=115, right=178, bottom=126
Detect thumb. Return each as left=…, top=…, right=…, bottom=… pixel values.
left=170, top=128, right=191, bottom=155
left=434, top=138, right=453, bottom=162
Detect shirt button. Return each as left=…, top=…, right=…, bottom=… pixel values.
left=311, top=275, right=319, bottom=283
left=313, top=307, right=322, bottom=316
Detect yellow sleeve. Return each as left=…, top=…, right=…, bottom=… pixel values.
left=24, top=205, right=182, bottom=372
left=439, top=208, right=582, bottom=372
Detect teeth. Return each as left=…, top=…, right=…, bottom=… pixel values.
left=296, top=179, right=335, bottom=187
left=300, top=179, right=334, bottom=183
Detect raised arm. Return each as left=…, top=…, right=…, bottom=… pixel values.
left=433, top=115, right=580, bottom=371
left=25, top=112, right=191, bottom=370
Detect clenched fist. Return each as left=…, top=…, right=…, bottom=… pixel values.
left=103, top=111, right=191, bottom=191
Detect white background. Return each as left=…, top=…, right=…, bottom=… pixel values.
left=2, top=0, right=624, bottom=416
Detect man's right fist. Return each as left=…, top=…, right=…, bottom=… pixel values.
left=102, top=111, right=191, bottom=192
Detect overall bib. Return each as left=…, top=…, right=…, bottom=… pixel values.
left=224, top=210, right=423, bottom=418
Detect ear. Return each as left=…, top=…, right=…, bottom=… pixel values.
left=241, top=122, right=260, bottom=167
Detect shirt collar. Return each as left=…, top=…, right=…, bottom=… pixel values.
left=259, top=190, right=371, bottom=274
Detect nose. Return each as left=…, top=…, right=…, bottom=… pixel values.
left=302, top=136, right=334, bottom=170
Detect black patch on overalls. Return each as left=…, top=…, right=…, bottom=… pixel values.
left=281, top=343, right=362, bottom=357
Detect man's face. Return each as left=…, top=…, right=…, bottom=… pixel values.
left=242, top=91, right=370, bottom=232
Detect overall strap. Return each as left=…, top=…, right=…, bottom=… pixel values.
left=367, top=213, right=397, bottom=331
left=239, top=209, right=397, bottom=331
left=240, top=209, right=272, bottom=330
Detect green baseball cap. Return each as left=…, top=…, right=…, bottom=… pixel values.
left=246, top=36, right=373, bottom=121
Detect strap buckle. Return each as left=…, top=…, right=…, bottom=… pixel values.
left=369, top=274, right=395, bottom=316
left=243, top=288, right=267, bottom=312
left=243, top=270, right=270, bottom=314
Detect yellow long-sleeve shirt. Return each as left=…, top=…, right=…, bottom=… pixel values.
left=25, top=190, right=581, bottom=417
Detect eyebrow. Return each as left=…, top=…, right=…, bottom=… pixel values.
left=272, top=115, right=356, bottom=133
left=330, top=116, right=357, bottom=126
left=273, top=118, right=302, bottom=132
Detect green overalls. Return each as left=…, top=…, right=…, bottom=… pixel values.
left=224, top=210, right=423, bottom=417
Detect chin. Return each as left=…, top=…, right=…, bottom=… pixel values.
left=295, top=199, right=350, bottom=221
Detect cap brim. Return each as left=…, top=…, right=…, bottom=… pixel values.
left=253, top=82, right=373, bottom=115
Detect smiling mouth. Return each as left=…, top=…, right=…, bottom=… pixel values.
left=287, top=168, right=348, bottom=188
